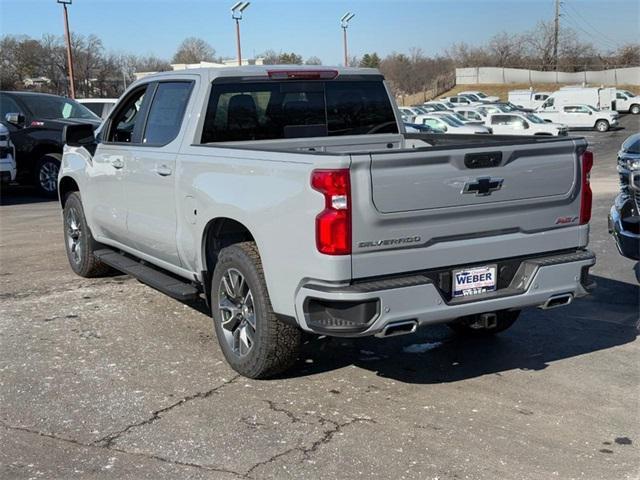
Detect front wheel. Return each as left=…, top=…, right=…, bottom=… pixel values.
left=448, top=310, right=520, bottom=337
left=211, top=242, right=301, bottom=379
left=630, top=104, right=640, bottom=115
left=595, top=120, right=610, bottom=132
left=35, top=153, right=61, bottom=198
left=63, top=192, right=111, bottom=277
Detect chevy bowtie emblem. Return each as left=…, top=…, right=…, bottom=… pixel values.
left=462, top=177, right=504, bottom=196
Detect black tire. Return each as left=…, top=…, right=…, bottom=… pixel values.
left=211, top=242, right=301, bottom=379
left=630, top=104, right=640, bottom=115
left=35, top=153, right=62, bottom=198
left=595, top=120, right=610, bottom=132
left=63, top=192, right=111, bottom=278
left=447, top=310, right=520, bottom=337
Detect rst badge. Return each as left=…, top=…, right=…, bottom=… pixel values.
left=452, top=265, right=497, bottom=297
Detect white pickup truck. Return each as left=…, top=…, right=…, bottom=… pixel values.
left=59, top=66, right=596, bottom=378
left=535, top=104, right=619, bottom=132
left=615, top=89, right=640, bottom=115
left=486, top=112, right=568, bottom=136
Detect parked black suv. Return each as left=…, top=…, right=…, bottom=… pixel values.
left=0, top=91, right=101, bottom=196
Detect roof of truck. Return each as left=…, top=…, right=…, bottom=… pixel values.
left=137, top=65, right=382, bottom=82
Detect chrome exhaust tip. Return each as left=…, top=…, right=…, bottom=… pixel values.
left=540, top=293, right=573, bottom=310
left=377, top=320, right=418, bottom=338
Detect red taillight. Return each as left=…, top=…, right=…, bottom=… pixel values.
left=311, top=169, right=351, bottom=255
left=268, top=70, right=339, bottom=80
left=580, top=150, right=593, bottom=225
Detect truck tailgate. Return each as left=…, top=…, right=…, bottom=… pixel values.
left=349, top=137, right=588, bottom=279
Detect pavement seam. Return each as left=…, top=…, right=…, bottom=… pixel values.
left=92, top=374, right=241, bottom=448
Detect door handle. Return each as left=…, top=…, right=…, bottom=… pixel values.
left=111, top=157, right=124, bottom=169
left=154, top=164, right=172, bottom=177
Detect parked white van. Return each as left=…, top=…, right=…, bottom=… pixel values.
left=539, top=87, right=616, bottom=112
left=508, top=90, right=552, bottom=110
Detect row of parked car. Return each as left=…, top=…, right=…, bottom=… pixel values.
left=401, top=86, right=638, bottom=136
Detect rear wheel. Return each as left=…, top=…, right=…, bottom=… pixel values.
left=448, top=310, right=520, bottom=337
left=630, top=104, right=640, bottom=115
left=595, top=120, right=610, bottom=132
left=211, top=242, right=301, bottom=378
left=35, top=153, right=61, bottom=198
left=63, top=192, right=111, bottom=277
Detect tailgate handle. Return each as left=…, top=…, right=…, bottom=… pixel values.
left=464, top=151, right=502, bottom=169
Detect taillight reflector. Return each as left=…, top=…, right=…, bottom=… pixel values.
left=311, top=169, right=351, bottom=255
left=580, top=150, right=593, bottom=225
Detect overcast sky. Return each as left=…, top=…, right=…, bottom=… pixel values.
left=1, top=0, right=638, bottom=65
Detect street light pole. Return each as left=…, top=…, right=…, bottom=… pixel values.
left=231, top=2, right=250, bottom=67
left=57, top=0, right=76, bottom=98
left=340, top=13, right=355, bottom=67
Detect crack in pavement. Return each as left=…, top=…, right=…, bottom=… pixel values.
left=242, top=415, right=376, bottom=478
left=2, top=380, right=375, bottom=479
left=93, top=375, right=241, bottom=448
left=0, top=421, right=244, bottom=478
left=263, top=400, right=302, bottom=423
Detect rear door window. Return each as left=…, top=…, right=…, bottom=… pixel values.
left=201, top=80, right=397, bottom=143
left=143, top=81, right=193, bottom=146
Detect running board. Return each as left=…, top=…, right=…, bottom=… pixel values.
left=94, top=249, right=200, bottom=301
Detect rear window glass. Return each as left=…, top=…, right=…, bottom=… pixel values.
left=201, top=80, right=398, bottom=143
left=143, top=82, right=193, bottom=145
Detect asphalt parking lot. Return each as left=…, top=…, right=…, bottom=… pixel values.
left=1, top=116, right=638, bottom=480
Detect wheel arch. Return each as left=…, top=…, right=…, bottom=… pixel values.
left=201, top=217, right=256, bottom=305
left=58, top=176, right=80, bottom=207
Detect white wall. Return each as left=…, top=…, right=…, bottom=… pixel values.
left=456, top=67, right=640, bottom=85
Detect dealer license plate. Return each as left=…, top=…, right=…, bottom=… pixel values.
left=452, top=265, right=497, bottom=298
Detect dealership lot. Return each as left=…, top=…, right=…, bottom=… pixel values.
left=1, top=116, right=638, bottom=479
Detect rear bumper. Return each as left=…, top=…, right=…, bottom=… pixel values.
left=294, top=249, right=596, bottom=337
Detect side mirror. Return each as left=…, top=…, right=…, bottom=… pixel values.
left=5, top=112, right=25, bottom=127
left=63, top=123, right=96, bottom=148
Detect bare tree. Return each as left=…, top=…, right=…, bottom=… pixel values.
left=305, top=56, right=322, bottom=65
left=172, top=37, right=215, bottom=64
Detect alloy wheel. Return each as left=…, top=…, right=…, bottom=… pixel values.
left=65, top=207, right=83, bottom=265
left=39, top=160, right=59, bottom=193
left=218, top=268, right=256, bottom=357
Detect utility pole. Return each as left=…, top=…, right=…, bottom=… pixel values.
left=57, top=0, right=76, bottom=98
left=231, top=2, right=250, bottom=66
left=340, top=13, right=355, bottom=67
left=553, top=0, right=560, bottom=71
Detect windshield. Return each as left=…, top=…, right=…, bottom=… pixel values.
left=430, top=104, right=447, bottom=111
left=450, top=112, right=469, bottom=122
left=475, top=93, right=487, bottom=98
left=16, top=94, right=99, bottom=120
left=623, top=91, right=635, bottom=98
left=586, top=105, right=599, bottom=112
left=622, top=135, right=640, bottom=154
left=438, top=115, right=464, bottom=127
left=465, top=94, right=480, bottom=101
left=525, top=113, right=546, bottom=124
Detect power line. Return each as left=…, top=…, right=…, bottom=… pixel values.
left=562, top=1, right=621, bottom=49
left=560, top=10, right=621, bottom=51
